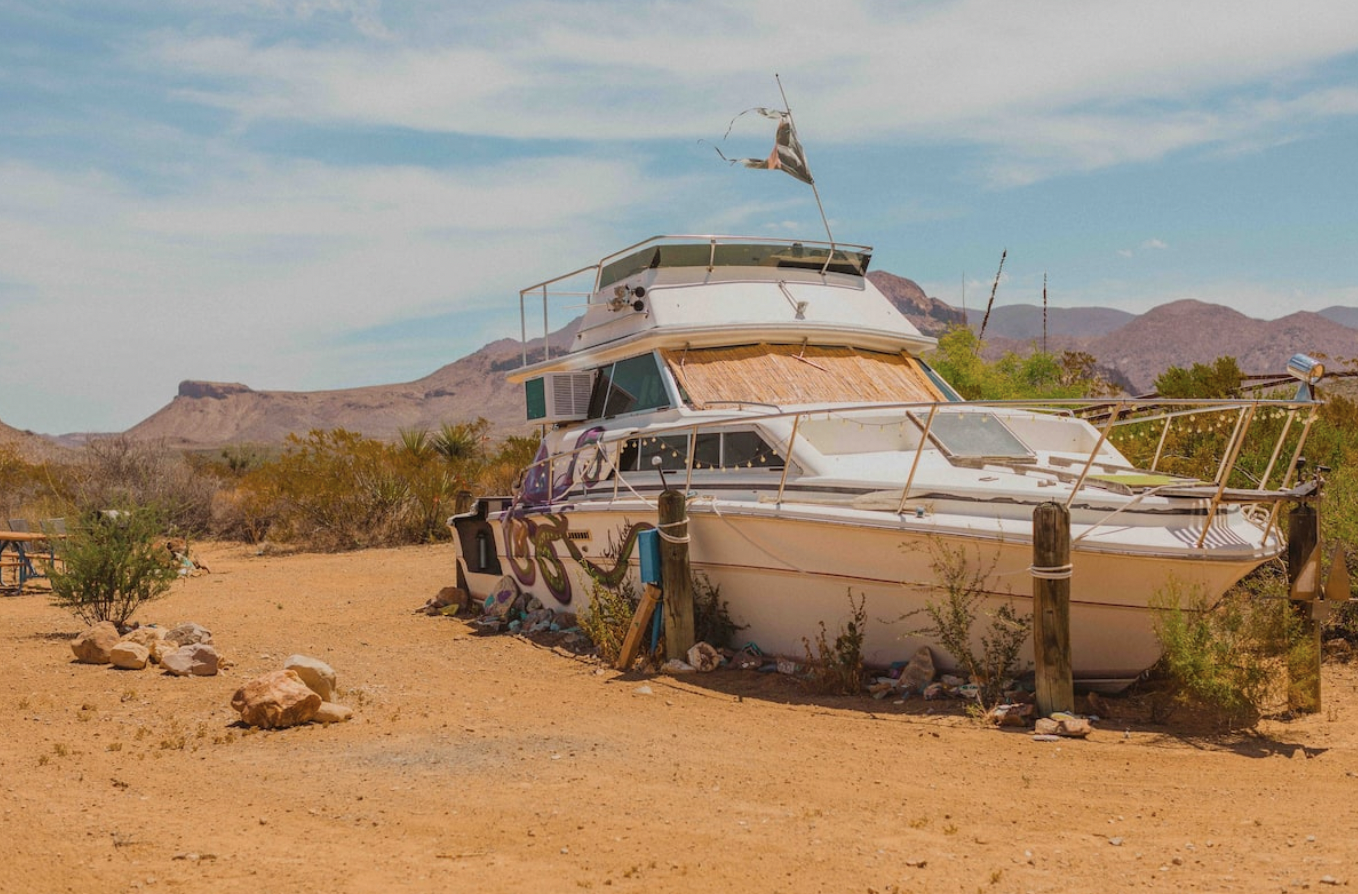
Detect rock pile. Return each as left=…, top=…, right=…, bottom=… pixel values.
left=421, top=575, right=589, bottom=650
left=71, top=621, right=225, bottom=676
left=229, top=655, right=353, bottom=730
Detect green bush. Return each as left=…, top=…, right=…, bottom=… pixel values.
left=903, top=541, right=1032, bottom=708
left=579, top=576, right=640, bottom=665
left=1149, top=574, right=1306, bottom=727
left=803, top=590, right=867, bottom=695
left=48, top=508, right=180, bottom=629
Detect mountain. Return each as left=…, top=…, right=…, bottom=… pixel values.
left=124, top=323, right=579, bottom=448
left=1086, top=300, right=1358, bottom=393
left=867, top=271, right=966, bottom=335
left=1320, top=306, right=1358, bottom=330
left=973, top=303, right=1135, bottom=340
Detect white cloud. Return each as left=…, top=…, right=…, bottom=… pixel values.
left=130, top=1, right=1358, bottom=182
left=1141, top=239, right=1168, bottom=251
left=1117, top=249, right=1134, bottom=259
left=0, top=153, right=661, bottom=431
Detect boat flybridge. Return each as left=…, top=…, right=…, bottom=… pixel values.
left=449, top=234, right=1323, bottom=686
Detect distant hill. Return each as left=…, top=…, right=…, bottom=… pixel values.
left=124, top=323, right=579, bottom=448
left=867, top=271, right=966, bottom=335
left=1320, top=306, right=1358, bottom=329
left=973, top=303, right=1135, bottom=340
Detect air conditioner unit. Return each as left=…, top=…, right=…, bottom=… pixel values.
left=525, top=372, right=594, bottom=423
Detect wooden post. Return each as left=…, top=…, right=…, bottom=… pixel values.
left=616, top=584, right=662, bottom=671
left=1032, top=502, right=1074, bottom=716
left=1287, top=503, right=1321, bottom=714
left=453, top=490, right=474, bottom=515
left=659, top=489, right=695, bottom=660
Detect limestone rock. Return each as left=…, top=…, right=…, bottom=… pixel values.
left=231, top=670, right=322, bottom=729
left=899, top=646, right=936, bottom=692
left=149, top=638, right=181, bottom=665
left=313, top=702, right=354, bottom=724
left=120, top=626, right=168, bottom=649
left=109, top=641, right=150, bottom=670
left=162, top=643, right=220, bottom=677
left=284, top=655, right=337, bottom=702
left=72, top=622, right=122, bottom=664
left=166, top=622, right=213, bottom=647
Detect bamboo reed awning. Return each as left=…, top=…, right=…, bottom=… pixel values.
left=661, top=344, right=945, bottom=409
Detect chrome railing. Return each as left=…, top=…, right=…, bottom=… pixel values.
left=506, top=395, right=1321, bottom=549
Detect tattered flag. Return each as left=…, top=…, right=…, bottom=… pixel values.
left=712, top=107, right=814, bottom=185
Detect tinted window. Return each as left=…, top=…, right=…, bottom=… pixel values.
left=587, top=354, right=671, bottom=419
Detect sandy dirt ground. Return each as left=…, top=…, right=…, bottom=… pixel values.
left=3, top=541, right=1358, bottom=894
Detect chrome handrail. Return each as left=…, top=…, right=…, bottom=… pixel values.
left=509, top=395, right=1320, bottom=551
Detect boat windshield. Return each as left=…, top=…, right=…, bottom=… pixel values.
left=599, top=242, right=871, bottom=287
left=916, top=410, right=1034, bottom=461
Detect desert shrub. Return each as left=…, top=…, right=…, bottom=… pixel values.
left=1149, top=574, right=1306, bottom=727
left=693, top=571, right=742, bottom=648
left=61, top=436, right=216, bottom=534
left=578, top=576, right=640, bottom=665
left=232, top=428, right=468, bottom=550
left=47, top=507, right=180, bottom=628
left=479, top=434, right=542, bottom=496
left=903, top=541, right=1032, bottom=707
left=803, top=590, right=867, bottom=695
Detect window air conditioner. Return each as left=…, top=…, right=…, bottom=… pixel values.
left=524, top=372, right=594, bottom=423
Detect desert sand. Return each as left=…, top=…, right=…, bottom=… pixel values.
left=3, top=541, right=1357, bottom=893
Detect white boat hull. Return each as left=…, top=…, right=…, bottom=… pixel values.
left=462, top=496, right=1272, bottom=686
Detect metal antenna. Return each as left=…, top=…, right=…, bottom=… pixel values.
left=976, top=248, right=1006, bottom=353
left=1043, top=271, right=1048, bottom=353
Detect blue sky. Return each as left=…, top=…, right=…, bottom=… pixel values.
left=3, top=1, right=1358, bottom=434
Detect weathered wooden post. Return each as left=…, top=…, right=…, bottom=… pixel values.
left=1287, top=502, right=1321, bottom=713
left=659, top=489, right=695, bottom=660
left=1032, top=501, right=1074, bottom=716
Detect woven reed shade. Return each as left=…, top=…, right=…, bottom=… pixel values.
left=662, top=345, right=945, bottom=409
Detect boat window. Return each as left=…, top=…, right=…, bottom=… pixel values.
left=920, top=411, right=1034, bottom=461
left=586, top=353, right=672, bottom=419
left=619, top=430, right=784, bottom=472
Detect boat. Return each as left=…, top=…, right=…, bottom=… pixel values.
left=449, top=234, right=1323, bottom=687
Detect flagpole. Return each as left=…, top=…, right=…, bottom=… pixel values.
left=775, top=74, right=836, bottom=271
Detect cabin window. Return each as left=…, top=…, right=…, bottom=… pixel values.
left=586, top=353, right=672, bottom=419
left=619, top=430, right=784, bottom=472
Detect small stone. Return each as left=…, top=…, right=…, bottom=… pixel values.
left=1109, top=837, right=1124, bottom=846
left=231, top=670, right=322, bottom=729
left=1320, top=876, right=1340, bottom=886
left=161, top=643, right=220, bottom=677
left=284, top=655, right=337, bottom=702
left=634, top=685, right=653, bottom=695
left=72, top=622, right=121, bottom=664
left=109, top=642, right=150, bottom=670
left=165, top=622, right=212, bottom=647
left=904, top=859, right=927, bottom=868
left=312, top=702, right=354, bottom=724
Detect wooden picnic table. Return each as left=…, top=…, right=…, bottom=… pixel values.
left=0, top=531, right=66, bottom=590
